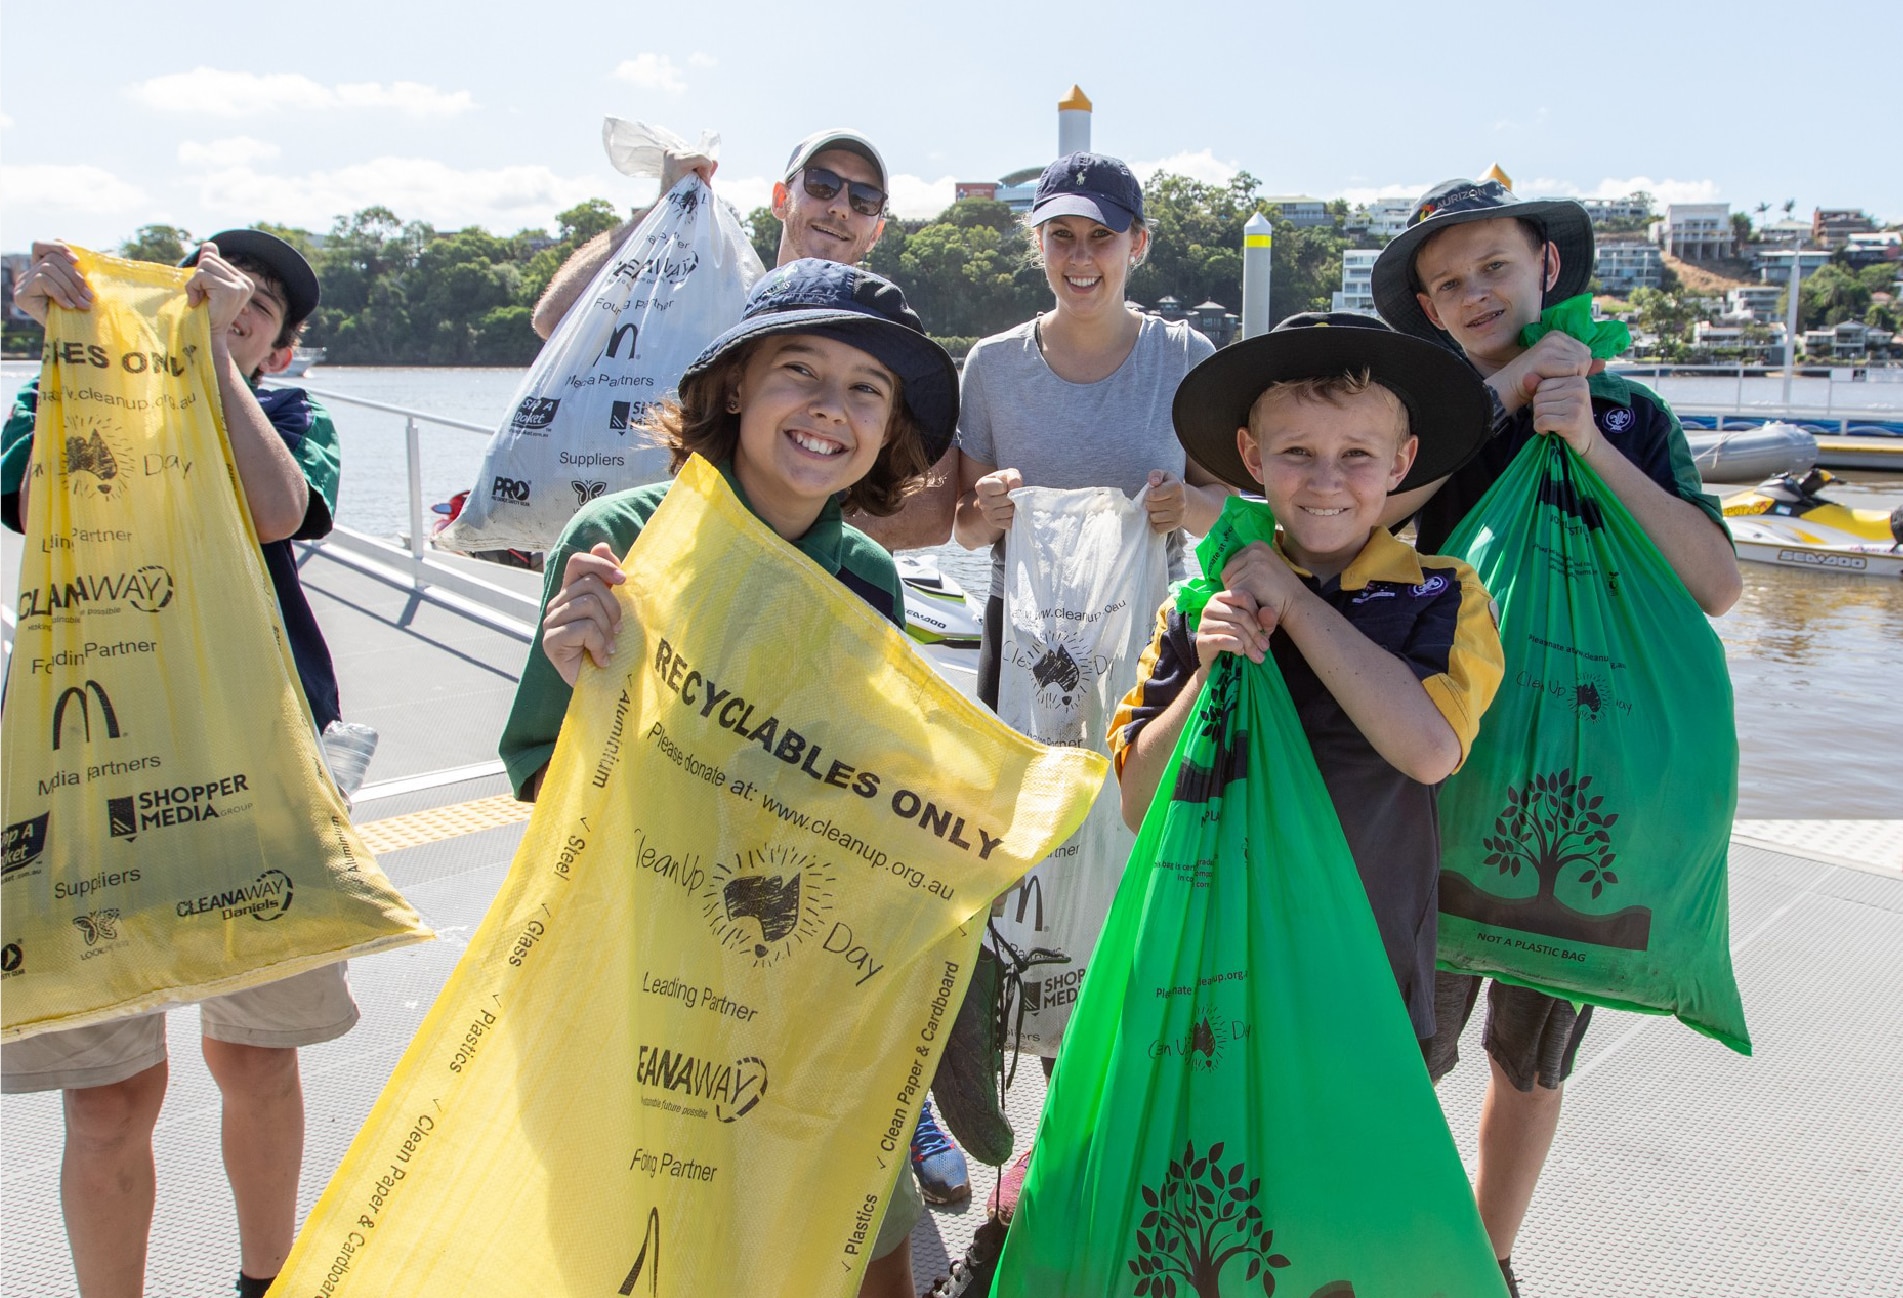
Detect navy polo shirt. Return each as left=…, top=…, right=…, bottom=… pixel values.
left=1108, top=528, right=1505, bottom=1038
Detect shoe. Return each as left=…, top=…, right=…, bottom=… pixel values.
left=911, top=1099, right=971, bottom=1205
left=931, top=931, right=1071, bottom=1168
left=1499, top=1256, right=1521, bottom=1298
left=926, top=1217, right=1007, bottom=1297
left=985, top=1148, right=1033, bottom=1226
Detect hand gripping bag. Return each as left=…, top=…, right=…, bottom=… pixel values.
left=1435, top=434, right=1750, bottom=1052
left=993, top=496, right=1508, bottom=1298
left=991, top=486, right=1167, bottom=1056
left=437, top=151, right=764, bottom=553
left=271, top=458, right=1106, bottom=1298
left=1, top=250, right=430, bottom=1042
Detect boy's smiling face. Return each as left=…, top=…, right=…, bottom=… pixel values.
left=730, top=332, right=896, bottom=537
left=1239, top=383, right=1417, bottom=577
left=1411, top=217, right=1556, bottom=375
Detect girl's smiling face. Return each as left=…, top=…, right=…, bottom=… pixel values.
left=730, top=333, right=897, bottom=538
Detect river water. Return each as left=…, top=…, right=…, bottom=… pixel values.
left=7, top=362, right=1897, bottom=819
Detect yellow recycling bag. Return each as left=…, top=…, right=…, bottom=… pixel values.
left=272, top=456, right=1107, bottom=1297
left=1, top=249, right=430, bottom=1042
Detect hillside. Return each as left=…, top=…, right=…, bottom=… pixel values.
left=1663, top=252, right=1757, bottom=295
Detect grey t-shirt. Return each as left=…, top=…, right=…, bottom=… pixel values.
left=956, top=314, right=1217, bottom=598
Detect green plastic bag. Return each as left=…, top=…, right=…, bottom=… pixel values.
left=1518, top=292, right=1630, bottom=360
left=994, top=497, right=1507, bottom=1298
left=1436, top=436, right=1749, bottom=1052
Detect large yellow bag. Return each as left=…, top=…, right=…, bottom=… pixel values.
left=1, top=250, right=430, bottom=1042
left=272, top=456, right=1107, bottom=1297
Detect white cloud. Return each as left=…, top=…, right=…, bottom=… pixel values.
left=174, top=157, right=605, bottom=232
left=1340, top=182, right=1434, bottom=205
left=127, top=68, right=473, bottom=118
left=1131, top=150, right=1241, bottom=186
left=178, top=136, right=281, bottom=168
left=0, top=112, right=13, bottom=130
left=713, top=174, right=773, bottom=217
left=688, top=52, right=717, bottom=69
left=887, top=174, right=957, bottom=220
left=1, top=164, right=148, bottom=213
left=614, top=54, right=689, bottom=95
left=1527, top=175, right=1723, bottom=204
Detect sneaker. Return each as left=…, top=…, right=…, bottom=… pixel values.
left=985, top=1148, right=1033, bottom=1226
left=926, top=1217, right=1007, bottom=1297
left=911, top=1099, right=971, bottom=1205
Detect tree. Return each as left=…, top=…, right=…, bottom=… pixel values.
left=1730, top=212, right=1753, bottom=248
left=746, top=206, right=781, bottom=270
left=119, top=225, right=194, bottom=265
left=1797, top=263, right=1873, bottom=329
left=1627, top=286, right=1700, bottom=360
left=555, top=198, right=620, bottom=247
left=1126, top=1141, right=1290, bottom=1297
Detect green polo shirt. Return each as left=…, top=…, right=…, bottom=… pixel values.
left=498, top=461, right=907, bottom=799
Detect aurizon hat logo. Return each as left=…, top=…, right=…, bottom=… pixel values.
left=700, top=844, right=836, bottom=969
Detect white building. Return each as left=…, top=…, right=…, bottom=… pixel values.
left=1725, top=284, right=1785, bottom=322
left=1754, top=248, right=1833, bottom=285
left=1262, top=195, right=1331, bottom=227
left=1344, top=197, right=1415, bottom=240
left=1576, top=195, right=1654, bottom=224
left=1693, top=319, right=1787, bottom=364
left=1594, top=240, right=1663, bottom=293
left=1650, top=203, right=1734, bottom=260
left=1331, top=250, right=1380, bottom=316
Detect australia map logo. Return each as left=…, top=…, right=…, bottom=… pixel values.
left=700, top=845, right=836, bottom=967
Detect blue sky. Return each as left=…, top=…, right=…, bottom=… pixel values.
left=3, top=0, right=1895, bottom=252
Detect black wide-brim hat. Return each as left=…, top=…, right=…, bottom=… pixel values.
left=684, top=259, right=958, bottom=461
left=1173, top=312, right=1493, bottom=494
left=179, top=229, right=321, bottom=327
left=1371, top=179, right=1593, bottom=345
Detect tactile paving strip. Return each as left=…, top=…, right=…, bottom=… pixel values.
left=354, top=793, right=532, bottom=855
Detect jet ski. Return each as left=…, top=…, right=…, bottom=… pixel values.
left=895, top=555, right=983, bottom=698
left=1722, top=470, right=1903, bottom=578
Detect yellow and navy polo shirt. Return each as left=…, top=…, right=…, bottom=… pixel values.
left=1108, top=526, right=1504, bottom=1038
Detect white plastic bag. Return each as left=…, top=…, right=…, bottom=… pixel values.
left=600, top=117, right=719, bottom=178
left=439, top=171, right=764, bottom=552
left=991, top=486, right=1168, bottom=1055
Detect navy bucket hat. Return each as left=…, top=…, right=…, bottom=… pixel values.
left=179, top=229, right=321, bottom=327
left=683, top=259, right=958, bottom=461
left=1173, top=311, right=1493, bottom=494
left=1370, top=179, right=1593, bottom=345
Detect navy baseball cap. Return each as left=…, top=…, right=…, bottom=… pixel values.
left=1029, top=152, right=1144, bottom=232
left=1371, top=179, right=1593, bottom=345
left=684, top=259, right=958, bottom=461
left=179, top=229, right=321, bottom=327
left=1173, top=311, right=1493, bottom=494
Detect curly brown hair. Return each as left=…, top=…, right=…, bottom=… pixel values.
left=645, top=342, right=932, bottom=517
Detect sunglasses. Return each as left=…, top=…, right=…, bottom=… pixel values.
left=798, top=166, right=887, bottom=218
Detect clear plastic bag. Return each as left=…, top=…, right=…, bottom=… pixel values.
left=320, top=721, right=380, bottom=798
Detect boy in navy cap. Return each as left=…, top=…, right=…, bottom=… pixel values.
left=2, top=231, right=349, bottom=1298
left=1371, top=178, right=1741, bottom=1295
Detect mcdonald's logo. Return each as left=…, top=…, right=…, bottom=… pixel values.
left=618, top=1207, right=661, bottom=1296
left=1012, top=874, right=1047, bottom=931
left=52, top=680, right=123, bottom=751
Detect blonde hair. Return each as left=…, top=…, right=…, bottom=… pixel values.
left=1247, top=369, right=1409, bottom=442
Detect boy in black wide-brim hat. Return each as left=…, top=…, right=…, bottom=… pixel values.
left=1112, top=310, right=1505, bottom=1078
left=1371, top=178, right=1742, bottom=1295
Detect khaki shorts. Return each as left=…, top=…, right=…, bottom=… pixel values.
left=1, top=963, right=359, bottom=1094
left=871, top=1155, right=924, bottom=1259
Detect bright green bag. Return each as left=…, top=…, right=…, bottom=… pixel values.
left=994, top=497, right=1506, bottom=1298
left=1436, top=435, right=1749, bottom=1052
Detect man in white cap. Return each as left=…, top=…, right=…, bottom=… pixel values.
left=532, top=129, right=955, bottom=550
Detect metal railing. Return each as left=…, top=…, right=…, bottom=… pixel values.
left=262, top=381, right=538, bottom=636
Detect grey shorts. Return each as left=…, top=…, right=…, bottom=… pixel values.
left=1, top=963, right=359, bottom=1094
left=872, top=1153, right=925, bottom=1259
left=1424, top=970, right=1593, bottom=1093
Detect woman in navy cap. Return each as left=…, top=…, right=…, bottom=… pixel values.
left=932, top=151, right=1236, bottom=1295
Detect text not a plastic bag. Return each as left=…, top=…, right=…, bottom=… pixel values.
left=1436, top=435, right=1749, bottom=1051
left=273, top=457, right=1105, bottom=1297
left=0, top=250, right=430, bottom=1042
left=438, top=173, right=763, bottom=552
left=991, top=485, right=1166, bottom=1056
left=994, top=496, right=1506, bottom=1297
